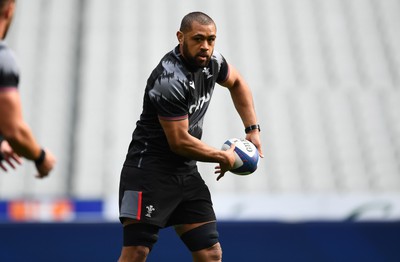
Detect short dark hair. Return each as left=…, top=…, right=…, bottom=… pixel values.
left=179, top=12, right=215, bottom=33
left=0, top=0, right=14, bottom=12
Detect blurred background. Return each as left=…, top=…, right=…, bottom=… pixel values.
left=1, top=0, right=399, bottom=261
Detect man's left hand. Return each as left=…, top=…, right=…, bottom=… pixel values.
left=0, top=140, right=22, bottom=172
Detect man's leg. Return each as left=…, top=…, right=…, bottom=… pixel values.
left=175, top=221, right=222, bottom=262
left=118, top=246, right=149, bottom=262
left=118, top=219, right=159, bottom=262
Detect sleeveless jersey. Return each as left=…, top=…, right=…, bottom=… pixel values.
left=124, top=45, right=229, bottom=173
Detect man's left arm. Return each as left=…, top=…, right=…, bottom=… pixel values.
left=220, top=64, right=264, bottom=157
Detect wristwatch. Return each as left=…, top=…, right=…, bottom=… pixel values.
left=245, top=124, right=261, bottom=134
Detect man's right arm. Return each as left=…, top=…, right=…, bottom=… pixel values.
left=159, top=116, right=236, bottom=180
left=0, top=89, right=55, bottom=177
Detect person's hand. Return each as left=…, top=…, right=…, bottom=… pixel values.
left=214, top=143, right=236, bottom=181
left=0, top=140, right=22, bottom=172
left=35, top=148, right=56, bottom=178
left=246, top=131, right=264, bottom=158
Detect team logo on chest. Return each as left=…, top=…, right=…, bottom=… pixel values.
left=202, top=67, right=213, bottom=79
left=189, top=80, right=195, bottom=89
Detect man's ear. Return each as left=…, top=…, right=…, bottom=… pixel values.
left=176, top=31, right=184, bottom=44
left=4, top=1, right=15, bottom=20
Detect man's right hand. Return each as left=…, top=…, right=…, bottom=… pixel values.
left=214, top=144, right=236, bottom=181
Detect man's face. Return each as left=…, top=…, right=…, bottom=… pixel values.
left=179, top=21, right=217, bottom=68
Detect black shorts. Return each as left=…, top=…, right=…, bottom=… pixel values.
left=119, top=165, right=216, bottom=228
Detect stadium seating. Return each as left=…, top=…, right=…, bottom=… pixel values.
left=1, top=0, right=399, bottom=221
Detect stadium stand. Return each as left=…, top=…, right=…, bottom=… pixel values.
left=0, top=0, right=399, bottom=221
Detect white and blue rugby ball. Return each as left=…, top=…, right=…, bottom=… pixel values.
left=221, top=138, right=259, bottom=175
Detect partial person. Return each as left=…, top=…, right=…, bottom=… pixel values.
left=118, top=12, right=263, bottom=262
left=0, top=0, right=55, bottom=177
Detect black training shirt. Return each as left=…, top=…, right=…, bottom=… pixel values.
left=0, top=41, right=19, bottom=90
left=124, top=45, right=229, bottom=173
left=0, top=42, right=19, bottom=152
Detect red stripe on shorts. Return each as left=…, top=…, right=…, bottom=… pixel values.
left=137, top=191, right=142, bottom=220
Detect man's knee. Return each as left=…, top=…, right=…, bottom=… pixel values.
left=118, top=246, right=149, bottom=262
left=123, top=222, right=159, bottom=251
left=206, top=242, right=223, bottom=260
left=119, top=222, right=160, bottom=262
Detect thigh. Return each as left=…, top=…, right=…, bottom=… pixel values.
left=167, top=172, right=216, bottom=227
left=176, top=221, right=221, bottom=260
left=119, top=166, right=183, bottom=227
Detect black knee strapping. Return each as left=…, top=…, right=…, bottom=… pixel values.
left=123, top=223, right=159, bottom=250
left=180, top=222, right=219, bottom=252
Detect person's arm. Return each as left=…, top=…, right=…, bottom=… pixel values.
left=0, top=89, right=55, bottom=177
left=220, top=64, right=264, bottom=158
left=159, top=117, right=236, bottom=180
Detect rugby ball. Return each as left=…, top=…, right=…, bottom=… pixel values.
left=221, top=138, right=259, bottom=175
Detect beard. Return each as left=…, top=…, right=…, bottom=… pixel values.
left=182, top=41, right=211, bottom=68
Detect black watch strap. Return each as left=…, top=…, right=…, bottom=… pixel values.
left=34, top=149, right=46, bottom=167
left=245, top=124, right=261, bottom=134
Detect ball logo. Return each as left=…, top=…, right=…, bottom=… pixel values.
left=242, top=139, right=254, bottom=152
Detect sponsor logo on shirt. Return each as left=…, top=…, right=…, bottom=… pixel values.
left=189, top=93, right=211, bottom=114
